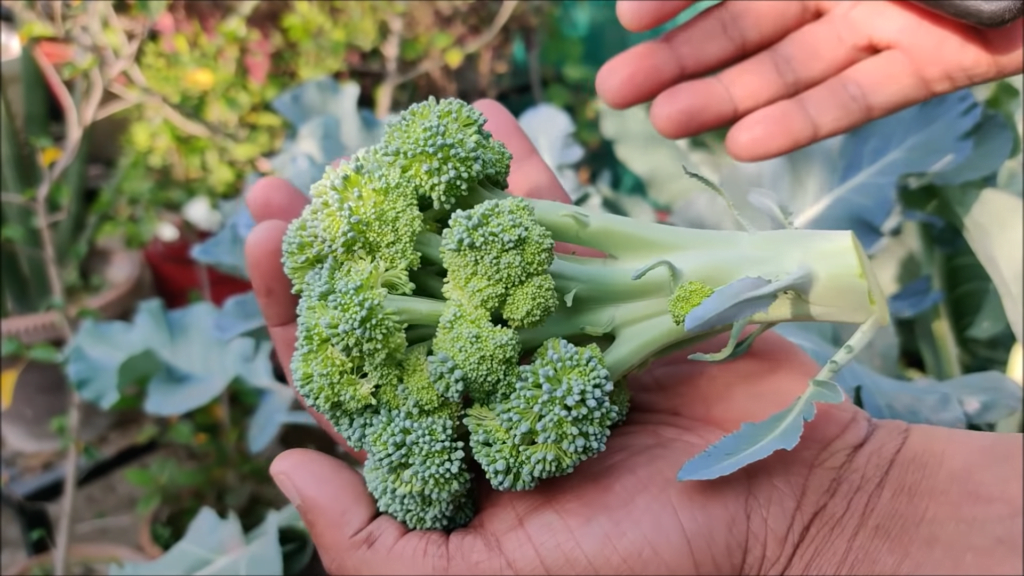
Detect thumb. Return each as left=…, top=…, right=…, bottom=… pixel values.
left=270, top=449, right=452, bottom=575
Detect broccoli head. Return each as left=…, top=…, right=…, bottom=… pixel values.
left=279, top=96, right=883, bottom=531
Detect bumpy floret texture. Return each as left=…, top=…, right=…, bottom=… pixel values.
left=669, top=280, right=716, bottom=325
left=281, top=152, right=422, bottom=294
left=429, top=304, right=521, bottom=404
left=362, top=405, right=475, bottom=531
left=376, top=97, right=512, bottom=210
left=441, top=197, right=559, bottom=327
left=465, top=339, right=621, bottom=491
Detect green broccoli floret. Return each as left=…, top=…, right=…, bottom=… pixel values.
left=280, top=96, right=884, bottom=531
left=465, top=339, right=621, bottom=491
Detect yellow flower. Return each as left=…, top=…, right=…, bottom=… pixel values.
left=40, top=146, right=62, bottom=168
left=194, top=432, right=209, bottom=445
left=184, top=67, right=216, bottom=91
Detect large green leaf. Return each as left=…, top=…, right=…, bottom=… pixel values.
left=65, top=299, right=271, bottom=416
left=677, top=378, right=845, bottom=481
left=775, top=323, right=1022, bottom=428
left=938, top=186, right=1023, bottom=343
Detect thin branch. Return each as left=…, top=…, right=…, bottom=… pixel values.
left=374, top=13, right=404, bottom=119
left=392, top=0, right=519, bottom=86
left=93, top=96, right=138, bottom=123
left=107, top=83, right=213, bottom=138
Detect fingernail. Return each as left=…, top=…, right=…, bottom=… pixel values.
left=271, top=471, right=301, bottom=507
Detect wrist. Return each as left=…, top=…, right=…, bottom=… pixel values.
left=786, top=418, right=1023, bottom=575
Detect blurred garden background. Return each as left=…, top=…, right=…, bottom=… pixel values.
left=0, top=1, right=1020, bottom=574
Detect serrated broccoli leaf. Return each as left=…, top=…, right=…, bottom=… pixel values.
left=677, top=379, right=844, bottom=481
left=109, top=507, right=285, bottom=576
left=774, top=323, right=1022, bottom=427
left=684, top=269, right=812, bottom=333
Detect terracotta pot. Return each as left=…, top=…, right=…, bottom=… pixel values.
left=0, top=245, right=152, bottom=346
left=6, top=541, right=150, bottom=575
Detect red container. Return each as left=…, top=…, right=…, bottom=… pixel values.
left=143, top=234, right=252, bottom=309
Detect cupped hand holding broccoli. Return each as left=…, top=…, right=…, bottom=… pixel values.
left=244, top=100, right=1022, bottom=575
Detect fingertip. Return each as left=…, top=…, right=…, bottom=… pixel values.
left=270, top=449, right=379, bottom=536
left=617, top=0, right=693, bottom=32
left=725, top=106, right=801, bottom=162
left=245, top=220, right=299, bottom=330
left=247, top=175, right=309, bottom=224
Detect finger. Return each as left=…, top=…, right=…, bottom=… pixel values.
left=596, top=1, right=819, bottom=110
left=725, top=49, right=932, bottom=161
left=271, top=449, right=451, bottom=575
left=247, top=175, right=309, bottom=224
left=246, top=220, right=299, bottom=333
left=246, top=220, right=363, bottom=457
left=649, top=10, right=876, bottom=140
left=616, top=0, right=692, bottom=33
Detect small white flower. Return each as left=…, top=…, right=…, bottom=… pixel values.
left=155, top=220, right=181, bottom=242
left=181, top=196, right=223, bottom=232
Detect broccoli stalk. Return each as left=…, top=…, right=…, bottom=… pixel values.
left=280, top=96, right=888, bottom=531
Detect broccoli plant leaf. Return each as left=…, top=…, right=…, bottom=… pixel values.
left=668, top=90, right=991, bottom=254
left=937, top=185, right=1023, bottom=343
left=66, top=299, right=278, bottom=417
left=887, top=275, right=944, bottom=319
left=136, top=302, right=261, bottom=416
left=677, top=378, right=844, bottom=481
left=774, top=323, right=1023, bottom=427
left=518, top=103, right=587, bottom=200
left=214, top=291, right=268, bottom=340
left=683, top=269, right=812, bottom=333
left=189, top=176, right=260, bottom=279
left=597, top=101, right=730, bottom=210
left=109, top=507, right=285, bottom=576
left=240, top=341, right=317, bottom=453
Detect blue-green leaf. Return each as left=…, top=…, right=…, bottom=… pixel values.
left=684, top=268, right=811, bottom=332
left=518, top=103, right=586, bottom=200
left=109, top=507, right=285, bottom=575
left=214, top=291, right=267, bottom=340
left=774, top=323, right=1022, bottom=427
left=677, top=379, right=844, bottom=481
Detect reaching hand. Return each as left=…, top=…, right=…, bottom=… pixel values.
left=595, top=0, right=1023, bottom=161
left=242, top=100, right=916, bottom=575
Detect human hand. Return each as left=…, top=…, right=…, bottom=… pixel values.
left=595, top=0, right=1024, bottom=161
left=241, top=99, right=934, bottom=575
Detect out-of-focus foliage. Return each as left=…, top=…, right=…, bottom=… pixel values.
left=589, top=76, right=1024, bottom=432
left=110, top=0, right=539, bottom=245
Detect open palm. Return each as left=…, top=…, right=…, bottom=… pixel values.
left=596, top=0, right=1023, bottom=161
left=243, top=100, right=883, bottom=575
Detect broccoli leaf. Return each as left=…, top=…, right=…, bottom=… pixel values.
left=774, top=323, right=1023, bottom=427
left=677, top=378, right=844, bottom=481
left=65, top=299, right=276, bottom=417
left=214, top=290, right=268, bottom=340
left=936, top=185, right=1023, bottom=343
left=683, top=269, right=812, bottom=333
left=518, top=103, right=587, bottom=200
left=108, top=506, right=291, bottom=576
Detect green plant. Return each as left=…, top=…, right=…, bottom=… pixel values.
left=274, top=97, right=901, bottom=531
left=109, top=504, right=313, bottom=576
left=595, top=78, right=1023, bottom=433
